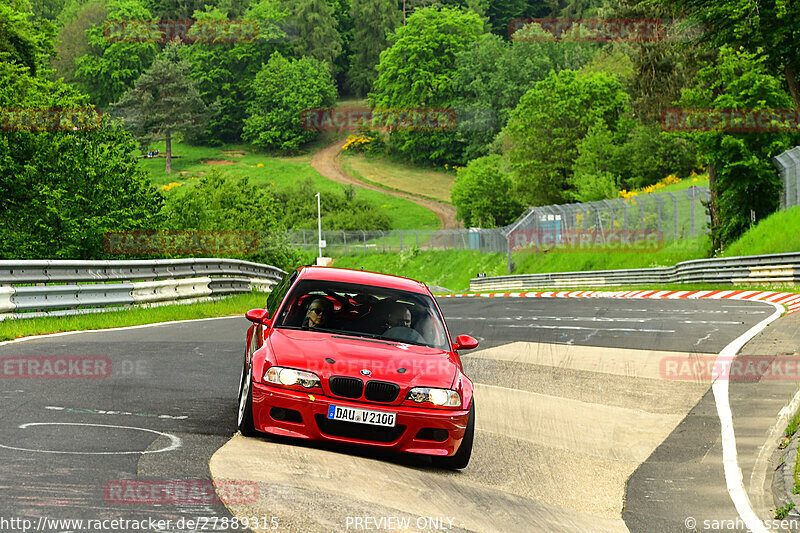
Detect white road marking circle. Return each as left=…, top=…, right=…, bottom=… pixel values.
left=0, top=422, right=182, bottom=455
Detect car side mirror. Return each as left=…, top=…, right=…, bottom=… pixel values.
left=453, top=334, right=479, bottom=351
left=245, top=308, right=270, bottom=325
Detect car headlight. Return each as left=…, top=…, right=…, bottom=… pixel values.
left=264, top=366, right=320, bottom=389
left=407, top=387, right=461, bottom=407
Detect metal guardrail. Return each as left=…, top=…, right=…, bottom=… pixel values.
left=0, top=259, right=286, bottom=319
left=470, top=252, right=800, bottom=291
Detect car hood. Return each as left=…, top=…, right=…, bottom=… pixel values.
left=268, top=328, right=458, bottom=389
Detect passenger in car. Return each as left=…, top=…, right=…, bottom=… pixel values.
left=385, top=303, right=412, bottom=329
left=302, top=297, right=333, bottom=329
left=382, top=303, right=426, bottom=344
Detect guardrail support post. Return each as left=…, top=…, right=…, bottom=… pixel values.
left=665, top=191, right=678, bottom=240
left=656, top=196, right=662, bottom=234
left=506, top=232, right=513, bottom=274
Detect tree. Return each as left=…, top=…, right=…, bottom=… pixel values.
left=28, top=0, right=64, bottom=20
left=451, top=155, right=523, bottom=227
left=370, top=6, right=483, bottom=164
left=503, top=69, right=629, bottom=205
left=53, top=1, right=107, bottom=83
left=0, top=49, right=162, bottom=260
left=114, top=41, right=212, bottom=173
left=656, top=0, right=800, bottom=110
left=453, top=32, right=594, bottom=161
left=348, top=0, right=400, bottom=96
left=608, top=0, right=710, bottom=124
left=676, top=46, right=798, bottom=250
left=485, top=0, right=527, bottom=36
left=327, top=0, right=354, bottom=91
left=372, top=6, right=482, bottom=108
left=569, top=121, right=621, bottom=202
left=242, top=52, right=337, bottom=152
left=181, top=1, right=291, bottom=143
left=0, top=1, right=55, bottom=77
left=291, top=0, right=342, bottom=71
left=74, top=0, right=158, bottom=108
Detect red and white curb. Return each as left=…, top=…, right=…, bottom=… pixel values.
left=439, top=289, right=800, bottom=314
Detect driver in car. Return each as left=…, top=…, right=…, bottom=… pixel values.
left=303, top=297, right=332, bottom=329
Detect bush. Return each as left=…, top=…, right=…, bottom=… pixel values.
left=160, top=170, right=304, bottom=270
left=450, top=155, right=524, bottom=227
left=275, top=178, right=392, bottom=231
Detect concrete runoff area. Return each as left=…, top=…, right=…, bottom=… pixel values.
left=211, top=341, right=716, bottom=532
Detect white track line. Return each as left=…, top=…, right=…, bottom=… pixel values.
left=0, top=316, right=241, bottom=347
left=712, top=300, right=783, bottom=533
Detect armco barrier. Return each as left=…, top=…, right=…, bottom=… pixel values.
left=0, top=259, right=286, bottom=319
left=471, top=252, right=800, bottom=291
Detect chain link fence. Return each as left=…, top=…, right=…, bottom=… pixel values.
left=286, top=185, right=710, bottom=258
left=774, top=146, right=800, bottom=210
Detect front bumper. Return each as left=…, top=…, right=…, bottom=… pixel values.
left=251, top=381, right=469, bottom=456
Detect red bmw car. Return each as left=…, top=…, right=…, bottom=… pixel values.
left=237, top=266, right=478, bottom=469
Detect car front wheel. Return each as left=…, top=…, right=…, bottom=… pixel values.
left=237, top=362, right=257, bottom=437
left=433, top=401, right=474, bottom=470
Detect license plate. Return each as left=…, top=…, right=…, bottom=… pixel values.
left=327, top=405, right=396, bottom=427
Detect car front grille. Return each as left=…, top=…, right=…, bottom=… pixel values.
left=315, top=414, right=406, bottom=443
left=364, top=380, right=400, bottom=402
left=329, top=376, right=363, bottom=399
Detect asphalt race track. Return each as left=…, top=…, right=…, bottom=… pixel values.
left=0, top=297, right=787, bottom=533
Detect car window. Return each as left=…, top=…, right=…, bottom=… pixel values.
left=274, top=279, right=450, bottom=350
left=266, top=270, right=296, bottom=317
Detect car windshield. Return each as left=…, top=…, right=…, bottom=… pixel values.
left=274, top=279, right=451, bottom=350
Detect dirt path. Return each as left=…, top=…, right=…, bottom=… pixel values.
left=309, top=138, right=460, bottom=229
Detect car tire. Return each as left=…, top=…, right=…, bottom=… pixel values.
left=237, top=361, right=257, bottom=437
left=434, top=401, right=474, bottom=470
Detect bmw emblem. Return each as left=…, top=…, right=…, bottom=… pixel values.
left=360, top=369, right=371, bottom=376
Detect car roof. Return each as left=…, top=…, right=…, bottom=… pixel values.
left=295, top=266, right=430, bottom=294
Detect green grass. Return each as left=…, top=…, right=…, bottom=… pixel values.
left=320, top=203, right=800, bottom=291
left=341, top=152, right=455, bottom=204
left=138, top=142, right=439, bottom=230
left=330, top=238, right=710, bottom=292
left=723, top=206, right=800, bottom=257
left=452, top=283, right=800, bottom=295
left=656, top=175, right=708, bottom=193
left=512, top=236, right=711, bottom=274
left=330, top=247, right=800, bottom=293
left=332, top=249, right=507, bottom=291
left=786, top=407, right=800, bottom=438
left=0, top=292, right=268, bottom=341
